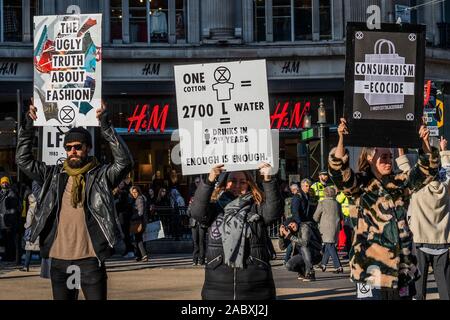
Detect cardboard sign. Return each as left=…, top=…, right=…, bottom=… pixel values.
left=33, top=14, right=102, bottom=127
left=344, top=23, right=425, bottom=148
left=41, top=126, right=95, bottom=165
left=143, top=220, right=165, bottom=242
left=174, top=60, right=275, bottom=175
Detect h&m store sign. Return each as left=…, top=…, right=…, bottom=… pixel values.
left=125, top=96, right=338, bottom=133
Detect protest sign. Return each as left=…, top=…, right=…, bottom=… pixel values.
left=174, top=60, right=275, bottom=175
left=344, top=23, right=425, bottom=148
left=33, top=13, right=102, bottom=127
left=41, top=126, right=95, bottom=165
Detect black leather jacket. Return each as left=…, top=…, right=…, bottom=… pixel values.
left=16, top=124, right=133, bottom=261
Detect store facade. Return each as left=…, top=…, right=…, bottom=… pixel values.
left=2, top=0, right=450, bottom=193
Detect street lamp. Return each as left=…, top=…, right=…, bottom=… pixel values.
left=317, top=99, right=327, bottom=172
left=303, top=113, right=312, bottom=129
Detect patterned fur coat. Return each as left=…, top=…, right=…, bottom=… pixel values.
left=328, top=148, right=439, bottom=288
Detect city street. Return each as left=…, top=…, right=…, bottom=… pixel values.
left=0, top=254, right=440, bottom=300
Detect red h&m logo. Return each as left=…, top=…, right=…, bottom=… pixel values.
left=127, top=104, right=169, bottom=133
left=270, top=101, right=311, bottom=129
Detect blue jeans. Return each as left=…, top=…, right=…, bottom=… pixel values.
left=284, top=243, right=293, bottom=263
left=321, top=243, right=341, bottom=268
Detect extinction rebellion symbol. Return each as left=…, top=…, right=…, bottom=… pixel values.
left=60, top=106, right=75, bottom=124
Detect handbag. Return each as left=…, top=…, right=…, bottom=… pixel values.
left=130, top=220, right=143, bottom=234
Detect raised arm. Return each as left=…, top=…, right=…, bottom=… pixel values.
left=406, top=126, right=440, bottom=192
left=98, top=102, right=134, bottom=188
left=328, top=118, right=361, bottom=196
left=189, top=164, right=225, bottom=224
left=258, top=163, right=283, bottom=225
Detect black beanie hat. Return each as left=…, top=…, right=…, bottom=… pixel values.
left=64, top=127, right=92, bottom=148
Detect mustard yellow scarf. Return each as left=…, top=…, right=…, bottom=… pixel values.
left=63, top=157, right=100, bottom=208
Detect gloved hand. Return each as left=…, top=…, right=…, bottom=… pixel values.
left=96, top=100, right=112, bottom=131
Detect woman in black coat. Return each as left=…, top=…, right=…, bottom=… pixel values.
left=190, top=163, right=282, bottom=300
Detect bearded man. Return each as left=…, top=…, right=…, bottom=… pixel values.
left=16, top=102, right=133, bottom=300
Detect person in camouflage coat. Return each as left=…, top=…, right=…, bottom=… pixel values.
left=328, top=118, right=439, bottom=299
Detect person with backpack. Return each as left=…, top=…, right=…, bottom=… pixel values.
left=279, top=218, right=323, bottom=281
left=130, top=186, right=149, bottom=262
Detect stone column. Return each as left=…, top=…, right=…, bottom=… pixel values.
left=22, top=0, right=31, bottom=42
left=201, top=0, right=235, bottom=39
left=242, top=0, right=254, bottom=43
left=188, top=0, right=200, bottom=44
left=332, top=0, right=344, bottom=41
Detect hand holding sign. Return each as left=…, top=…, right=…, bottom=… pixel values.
left=208, top=164, right=226, bottom=183
left=440, top=136, right=448, bottom=152
left=96, top=99, right=111, bottom=130
left=29, top=99, right=38, bottom=121
left=419, top=124, right=431, bottom=154
left=335, top=118, right=349, bottom=159
left=258, top=162, right=273, bottom=182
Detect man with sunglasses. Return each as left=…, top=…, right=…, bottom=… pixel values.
left=16, top=102, right=133, bottom=300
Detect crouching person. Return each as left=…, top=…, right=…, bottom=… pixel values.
left=279, top=218, right=323, bottom=281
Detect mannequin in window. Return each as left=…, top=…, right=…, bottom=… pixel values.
left=151, top=8, right=167, bottom=41
left=4, top=5, right=19, bottom=40
left=176, top=12, right=185, bottom=38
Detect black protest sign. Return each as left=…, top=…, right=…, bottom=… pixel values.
left=344, top=23, right=425, bottom=148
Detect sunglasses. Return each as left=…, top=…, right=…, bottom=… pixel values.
left=64, top=144, right=84, bottom=151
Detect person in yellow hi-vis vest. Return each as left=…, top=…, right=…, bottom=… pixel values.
left=336, top=191, right=352, bottom=258
left=310, top=171, right=334, bottom=207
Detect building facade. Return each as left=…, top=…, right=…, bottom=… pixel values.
left=1, top=0, right=450, bottom=190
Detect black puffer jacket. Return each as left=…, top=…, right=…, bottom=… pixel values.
left=190, top=179, right=282, bottom=300
left=16, top=124, right=133, bottom=262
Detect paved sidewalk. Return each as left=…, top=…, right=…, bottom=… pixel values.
left=0, top=254, right=440, bottom=300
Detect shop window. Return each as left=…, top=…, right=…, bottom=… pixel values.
left=273, top=0, right=291, bottom=42
left=149, top=0, right=168, bottom=43
left=111, top=0, right=123, bottom=42
left=129, top=0, right=148, bottom=43
left=319, top=0, right=331, bottom=40
left=268, top=0, right=331, bottom=42
left=175, top=0, right=186, bottom=41
left=294, top=0, right=312, bottom=40
left=2, top=0, right=22, bottom=42
left=0, top=0, right=38, bottom=42
left=254, top=0, right=266, bottom=42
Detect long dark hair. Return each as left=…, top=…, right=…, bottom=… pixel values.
left=357, top=147, right=376, bottom=173
left=211, top=171, right=264, bottom=205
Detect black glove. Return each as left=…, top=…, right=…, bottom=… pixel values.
left=99, top=108, right=112, bottom=131
left=23, top=109, right=34, bottom=131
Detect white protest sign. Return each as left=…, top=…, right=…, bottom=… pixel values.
left=143, top=220, right=166, bottom=242
left=174, top=60, right=274, bottom=175
left=33, top=14, right=102, bottom=127
left=41, top=126, right=95, bottom=165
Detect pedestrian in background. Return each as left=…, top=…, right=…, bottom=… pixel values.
left=130, top=186, right=149, bottom=262
left=313, top=186, right=343, bottom=274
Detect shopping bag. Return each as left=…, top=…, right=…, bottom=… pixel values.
left=143, top=220, right=165, bottom=242
left=364, top=39, right=405, bottom=106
